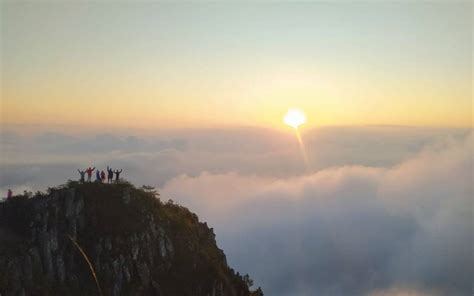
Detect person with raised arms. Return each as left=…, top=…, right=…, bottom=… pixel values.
left=85, top=167, right=95, bottom=182
left=78, top=169, right=86, bottom=183
left=114, top=169, right=122, bottom=183
left=107, top=166, right=114, bottom=184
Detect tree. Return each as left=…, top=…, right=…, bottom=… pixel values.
left=243, top=274, right=253, bottom=288
left=251, top=287, right=264, bottom=296
left=141, top=185, right=160, bottom=198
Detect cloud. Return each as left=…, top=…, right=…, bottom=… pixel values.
left=161, top=132, right=473, bottom=295
left=1, top=127, right=468, bottom=190
left=0, top=126, right=471, bottom=295
left=369, top=287, right=440, bottom=296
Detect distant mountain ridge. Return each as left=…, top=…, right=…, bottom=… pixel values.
left=0, top=181, right=263, bottom=296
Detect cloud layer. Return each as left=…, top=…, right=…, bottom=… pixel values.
left=161, top=132, right=473, bottom=295
left=0, top=127, right=472, bottom=295
left=1, top=126, right=468, bottom=190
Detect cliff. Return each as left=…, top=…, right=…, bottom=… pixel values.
left=0, top=181, right=263, bottom=296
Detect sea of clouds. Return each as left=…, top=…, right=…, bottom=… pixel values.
left=0, top=126, right=472, bottom=295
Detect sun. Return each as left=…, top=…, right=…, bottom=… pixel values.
left=284, top=108, right=306, bottom=129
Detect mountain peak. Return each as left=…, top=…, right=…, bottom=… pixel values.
left=0, top=181, right=263, bottom=296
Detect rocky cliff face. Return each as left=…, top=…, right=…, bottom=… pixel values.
left=0, top=182, right=262, bottom=296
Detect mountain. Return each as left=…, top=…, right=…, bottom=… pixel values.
left=0, top=181, right=263, bottom=296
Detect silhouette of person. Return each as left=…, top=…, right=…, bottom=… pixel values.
left=7, top=189, right=12, bottom=200
left=107, top=166, right=114, bottom=184
left=78, top=169, right=86, bottom=183
left=100, top=170, right=106, bottom=183
left=114, top=169, right=122, bottom=183
left=96, top=170, right=102, bottom=183
left=85, top=167, right=95, bottom=182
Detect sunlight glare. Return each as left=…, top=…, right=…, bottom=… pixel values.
left=284, top=109, right=306, bottom=129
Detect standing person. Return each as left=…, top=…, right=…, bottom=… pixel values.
left=85, top=167, right=95, bottom=182
left=100, top=170, right=106, bottom=183
left=114, top=169, right=122, bottom=183
left=78, top=169, right=86, bottom=183
left=7, top=189, right=12, bottom=200
left=96, top=170, right=102, bottom=183
left=107, top=166, right=114, bottom=184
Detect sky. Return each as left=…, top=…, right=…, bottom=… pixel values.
left=0, top=1, right=473, bottom=295
left=1, top=1, right=472, bottom=130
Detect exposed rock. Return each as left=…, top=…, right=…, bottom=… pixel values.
left=0, top=182, right=262, bottom=296
left=122, top=189, right=131, bottom=204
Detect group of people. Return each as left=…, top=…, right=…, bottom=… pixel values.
left=78, top=166, right=122, bottom=184
left=3, top=167, right=124, bottom=200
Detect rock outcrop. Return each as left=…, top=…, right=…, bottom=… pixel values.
left=0, top=182, right=262, bottom=296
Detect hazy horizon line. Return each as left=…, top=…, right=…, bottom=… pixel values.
left=1, top=121, right=471, bottom=136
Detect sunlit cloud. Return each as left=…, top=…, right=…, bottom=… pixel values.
left=0, top=127, right=471, bottom=295
left=161, top=132, right=473, bottom=295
